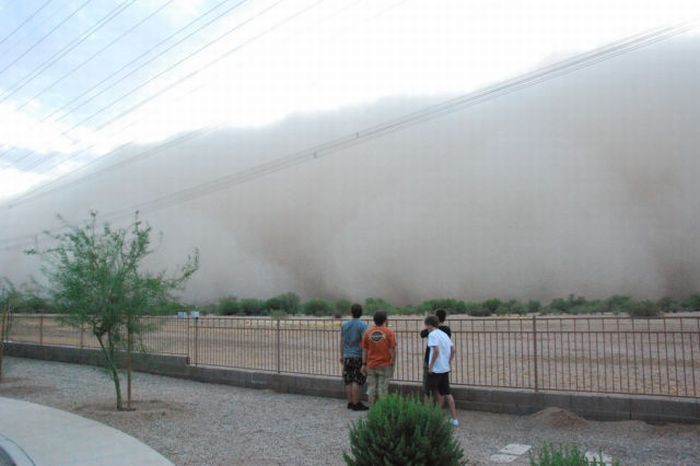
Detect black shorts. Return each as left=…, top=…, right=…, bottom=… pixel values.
left=343, top=358, right=366, bottom=386
left=427, top=371, right=451, bottom=396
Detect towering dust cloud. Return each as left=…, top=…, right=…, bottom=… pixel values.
left=2, top=37, right=699, bottom=304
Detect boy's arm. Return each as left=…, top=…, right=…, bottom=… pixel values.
left=339, top=333, right=344, bottom=364
left=361, top=348, right=368, bottom=375
left=449, top=343, right=455, bottom=368
left=428, top=345, right=440, bottom=373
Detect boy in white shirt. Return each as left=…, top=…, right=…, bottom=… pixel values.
left=424, top=315, right=459, bottom=426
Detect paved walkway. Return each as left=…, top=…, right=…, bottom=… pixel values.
left=0, top=397, right=172, bottom=466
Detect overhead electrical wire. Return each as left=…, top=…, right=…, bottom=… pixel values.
left=0, top=0, right=138, bottom=104
left=0, top=0, right=93, bottom=78
left=1, top=16, right=697, bottom=251
left=0, top=0, right=54, bottom=48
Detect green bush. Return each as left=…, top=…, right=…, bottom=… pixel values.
left=527, top=300, right=542, bottom=314
left=304, top=299, right=334, bottom=316
left=683, top=293, right=700, bottom=312
left=266, top=292, right=301, bottom=314
left=529, top=443, right=619, bottom=466
left=343, top=394, right=466, bottom=466
left=626, top=299, right=661, bottom=318
left=657, top=296, right=678, bottom=313
left=420, top=299, right=468, bottom=315
left=334, top=299, right=352, bottom=317
left=365, top=297, right=396, bottom=315
left=604, top=295, right=631, bottom=313
left=465, top=302, right=491, bottom=317
left=239, top=298, right=267, bottom=316
left=217, top=296, right=242, bottom=315
left=496, top=300, right=527, bottom=316
left=482, top=298, right=502, bottom=314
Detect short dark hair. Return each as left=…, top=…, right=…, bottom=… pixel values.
left=373, top=311, right=387, bottom=326
left=350, top=303, right=362, bottom=318
left=424, top=315, right=439, bottom=328
left=435, top=309, right=447, bottom=323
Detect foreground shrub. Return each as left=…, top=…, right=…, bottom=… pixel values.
left=529, top=443, right=619, bottom=466
left=304, top=299, right=334, bottom=316
left=343, top=394, right=466, bottom=466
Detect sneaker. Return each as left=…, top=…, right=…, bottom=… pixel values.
left=352, top=403, right=369, bottom=411
left=347, top=402, right=354, bottom=409
left=449, top=418, right=459, bottom=427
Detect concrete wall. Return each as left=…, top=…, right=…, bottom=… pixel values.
left=4, top=342, right=699, bottom=424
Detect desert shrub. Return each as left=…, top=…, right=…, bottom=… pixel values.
left=657, top=296, right=678, bottom=313
left=266, top=292, right=301, bottom=314
left=304, top=299, right=334, bottom=316
left=420, top=299, right=468, bottom=315
left=365, top=297, right=396, bottom=315
left=239, top=298, right=267, bottom=316
left=217, top=296, right=241, bottom=315
left=497, top=300, right=527, bottom=316
left=482, top=298, right=502, bottom=314
left=547, top=295, right=588, bottom=314
left=529, top=443, right=619, bottom=466
left=626, top=299, right=661, bottom=318
left=683, top=293, right=700, bottom=312
left=396, top=305, right=419, bottom=315
left=334, top=299, right=352, bottom=317
left=527, top=300, right=542, bottom=314
left=568, top=301, right=606, bottom=315
left=343, top=394, right=466, bottom=466
left=465, top=302, right=491, bottom=317
left=604, top=295, right=631, bottom=313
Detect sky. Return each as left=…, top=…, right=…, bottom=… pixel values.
left=0, top=0, right=699, bottom=200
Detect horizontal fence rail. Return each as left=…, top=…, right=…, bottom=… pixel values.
left=4, top=314, right=699, bottom=399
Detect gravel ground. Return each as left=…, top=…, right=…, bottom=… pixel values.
left=1, top=357, right=699, bottom=465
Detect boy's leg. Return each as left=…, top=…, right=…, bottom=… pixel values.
left=446, top=394, right=458, bottom=419
left=376, top=365, right=391, bottom=400
left=366, top=368, right=377, bottom=405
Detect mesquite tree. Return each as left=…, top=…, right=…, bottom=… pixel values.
left=28, top=212, right=198, bottom=410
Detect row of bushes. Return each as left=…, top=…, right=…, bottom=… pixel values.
left=5, top=286, right=700, bottom=318
left=203, top=293, right=700, bottom=318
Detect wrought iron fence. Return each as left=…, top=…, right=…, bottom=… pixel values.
left=4, top=314, right=699, bottom=398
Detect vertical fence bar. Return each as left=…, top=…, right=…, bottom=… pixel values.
left=276, top=319, right=281, bottom=373
left=39, top=315, right=44, bottom=345
left=80, top=323, right=84, bottom=349
left=194, top=317, right=199, bottom=367
left=533, top=316, right=538, bottom=392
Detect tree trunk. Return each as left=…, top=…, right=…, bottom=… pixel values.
left=97, top=333, right=123, bottom=410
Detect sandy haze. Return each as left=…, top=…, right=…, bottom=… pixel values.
left=1, top=36, right=699, bottom=305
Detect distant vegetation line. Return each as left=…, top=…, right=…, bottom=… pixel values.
left=3, top=289, right=700, bottom=318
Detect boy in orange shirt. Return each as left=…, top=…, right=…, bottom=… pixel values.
left=360, top=311, right=397, bottom=405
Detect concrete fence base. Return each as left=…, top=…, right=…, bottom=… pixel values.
left=4, top=342, right=699, bottom=424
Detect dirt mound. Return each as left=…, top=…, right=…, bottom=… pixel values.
left=531, top=407, right=590, bottom=428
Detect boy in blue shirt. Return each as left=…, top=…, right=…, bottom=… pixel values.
left=340, top=303, right=369, bottom=410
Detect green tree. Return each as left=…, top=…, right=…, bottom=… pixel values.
left=27, top=212, right=198, bottom=410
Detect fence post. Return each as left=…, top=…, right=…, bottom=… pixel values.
left=186, top=316, right=191, bottom=364
left=80, top=323, right=85, bottom=349
left=39, top=315, right=44, bottom=345
left=194, top=316, right=199, bottom=367
left=533, top=315, right=538, bottom=392
left=276, top=319, right=281, bottom=373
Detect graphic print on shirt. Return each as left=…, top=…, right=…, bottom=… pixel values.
left=370, top=330, right=386, bottom=343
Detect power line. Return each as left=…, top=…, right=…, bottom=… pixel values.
left=14, top=0, right=178, bottom=113
left=1, top=17, right=696, bottom=250
left=12, top=0, right=320, bottom=175
left=0, top=0, right=251, bottom=163
left=0, top=0, right=54, bottom=48
left=0, top=0, right=138, bottom=105
left=45, top=0, right=251, bottom=124
left=8, top=0, right=368, bottom=201
left=0, top=0, right=93, bottom=78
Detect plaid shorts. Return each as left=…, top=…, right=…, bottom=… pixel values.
left=343, top=357, right=366, bottom=385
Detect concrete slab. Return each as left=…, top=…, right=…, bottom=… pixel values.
left=0, top=397, right=172, bottom=466
left=489, top=453, right=519, bottom=463
left=585, top=451, right=613, bottom=465
left=499, top=443, right=531, bottom=456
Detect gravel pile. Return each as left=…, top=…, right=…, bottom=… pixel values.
left=1, top=357, right=699, bottom=465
